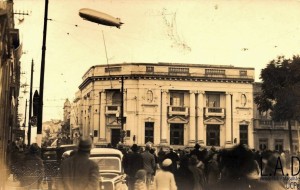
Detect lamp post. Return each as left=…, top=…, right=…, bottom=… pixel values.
left=120, top=76, right=124, bottom=143
left=27, top=59, right=34, bottom=145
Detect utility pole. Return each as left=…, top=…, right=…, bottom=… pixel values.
left=120, top=76, right=124, bottom=143
left=28, top=60, right=34, bottom=145
left=37, top=0, right=49, bottom=146
left=24, top=99, right=27, bottom=128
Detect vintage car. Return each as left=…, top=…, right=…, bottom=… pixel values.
left=62, top=148, right=128, bottom=190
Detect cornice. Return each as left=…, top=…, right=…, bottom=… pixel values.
left=78, top=74, right=254, bottom=90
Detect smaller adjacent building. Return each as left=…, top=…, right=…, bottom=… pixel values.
left=253, top=83, right=300, bottom=152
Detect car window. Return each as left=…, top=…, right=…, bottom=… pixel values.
left=90, top=157, right=121, bottom=172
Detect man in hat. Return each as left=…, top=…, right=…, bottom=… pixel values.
left=122, top=144, right=143, bottom=189
left=58, top=137, right=100, bottom=190
left=141, top=144, right=156, bottom=188
left=165, top=146, right=180, bottom=174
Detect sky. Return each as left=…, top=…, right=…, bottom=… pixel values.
left=14, top=0, right=300, bottom=123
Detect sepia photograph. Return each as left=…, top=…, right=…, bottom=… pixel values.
left=1, top=0, right=300, bottom=189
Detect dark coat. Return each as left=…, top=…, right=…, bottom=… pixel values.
left=19, top=153, right=44, bottom=189
left=165, top=151, right=180, bottom=173
left=58, top=151, right=100, bottom=190
left=174, top=156, right=194, bottom=190
left=123, top=152, right=144, bottom=177
left=141, top=151, right=156, bottom=175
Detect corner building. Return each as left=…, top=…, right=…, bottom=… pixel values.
left=72, top=63, right=255, bottom=148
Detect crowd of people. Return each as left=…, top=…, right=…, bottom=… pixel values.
left=6, top=137, right=296, bottom=190
left=121, top=143, right=292, bottom=190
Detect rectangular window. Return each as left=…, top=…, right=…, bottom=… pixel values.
left=206, top=125, right=220, bottom=146
left=145, top=122, right=154, bottom=143
left=239, top=125, right=248, bottom=145
left=146, top=66, right=154, bottom=73
left=206, top=94, right=220, bottom=107
left=170, top=124, right=184, bottom=145
left=170, top=92, right=184, bottom=106
left=240, top=70, right=247, bottom=76
left=94, top=130, right=98, bottom=137
left=274, top=139, right=284, bottom=152
left=105, top=67, right=122, bottom=73
left=259, top=139, right=268, bottom=151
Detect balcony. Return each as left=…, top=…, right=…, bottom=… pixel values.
left=105, top=105, right=120, bottom=115
left=205, top=107, right=225, bottom=118
left=274, top=121, right=286, bottom=129
left=168, top=106, right=189, bottom=117
left=254, top=119, right=272, bottom=129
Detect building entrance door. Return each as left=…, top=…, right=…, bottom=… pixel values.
left=170, top=123, right=184, bottom=145
left=206, top=125, right=220, bottom=146
left=111, top=129, right=121, bottom=147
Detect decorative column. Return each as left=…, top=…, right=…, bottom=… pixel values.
left=225, top=92, right=232, bottom=146
left=197, top=91, right=205, bottom=145
left=99, top=90, right=106, bottom=143
left=160, top=89, right=168, bottom=144
left=189, top=91, right=196, bottom=145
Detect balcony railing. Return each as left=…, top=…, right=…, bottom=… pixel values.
left=254, top=120, right=300, bottom=130
left=204, top=107, right=225, bottom=118
left=168, top=106, right=189, bottom=116
left=105, top=105, right=120, bottom=115
left=130, top=71, right=253, bottom=80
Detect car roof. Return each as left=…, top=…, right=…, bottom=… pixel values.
left=90, top=148, right=123, bottom=156
left=63, top=148, right=123, bottom=158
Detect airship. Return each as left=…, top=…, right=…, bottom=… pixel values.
left=79, top=8, right=124, bottom=29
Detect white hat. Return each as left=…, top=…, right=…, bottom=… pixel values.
left=162, top=159, right=172, bottom=167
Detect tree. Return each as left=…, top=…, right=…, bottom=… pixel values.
left=254, top=55, right=300, bottom=153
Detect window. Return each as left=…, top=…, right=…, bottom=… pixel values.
left=239, top=125, right=248, bottom=145
left=170, top=124, right=184, bottom=145
left=145, top=122, right=154, bottom=143
left=274, top=139, right=283, bottom=152
left=240, top=70, right=247, bottom=76
left=206, top=125, right=220, bottom=146
left=112, top=92, right=122, bottom=105
left=170, top=92, right=184, bottom=106
left=105, top=67, right=121, bottom=73
left=259, top=139, right=268, bottom=150
left=206, top=94, right=220, bottom=107
left=146, top=66, right=154, bottom=73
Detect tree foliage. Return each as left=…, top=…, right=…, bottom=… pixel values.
left=254, top=55, right=300, bottom=121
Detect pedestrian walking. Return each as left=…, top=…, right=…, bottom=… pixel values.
left=58, top=137, right=100, bottom=190
left=123, top=144, right=144, bottom=190
left=141, top=144, right=156, bottom=188
left=188, top=157, right=206, bottom=190
left=165, top=147, right=179, bottom=174
left=174, top=155, right=194, bottom=190
left=19, top=143, right=44, bottom=190
left=208, top=144, right=268, bottom=190
left=134, top=169, right=148, bottom=190
left=153, top=158, right=177, bottom=190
